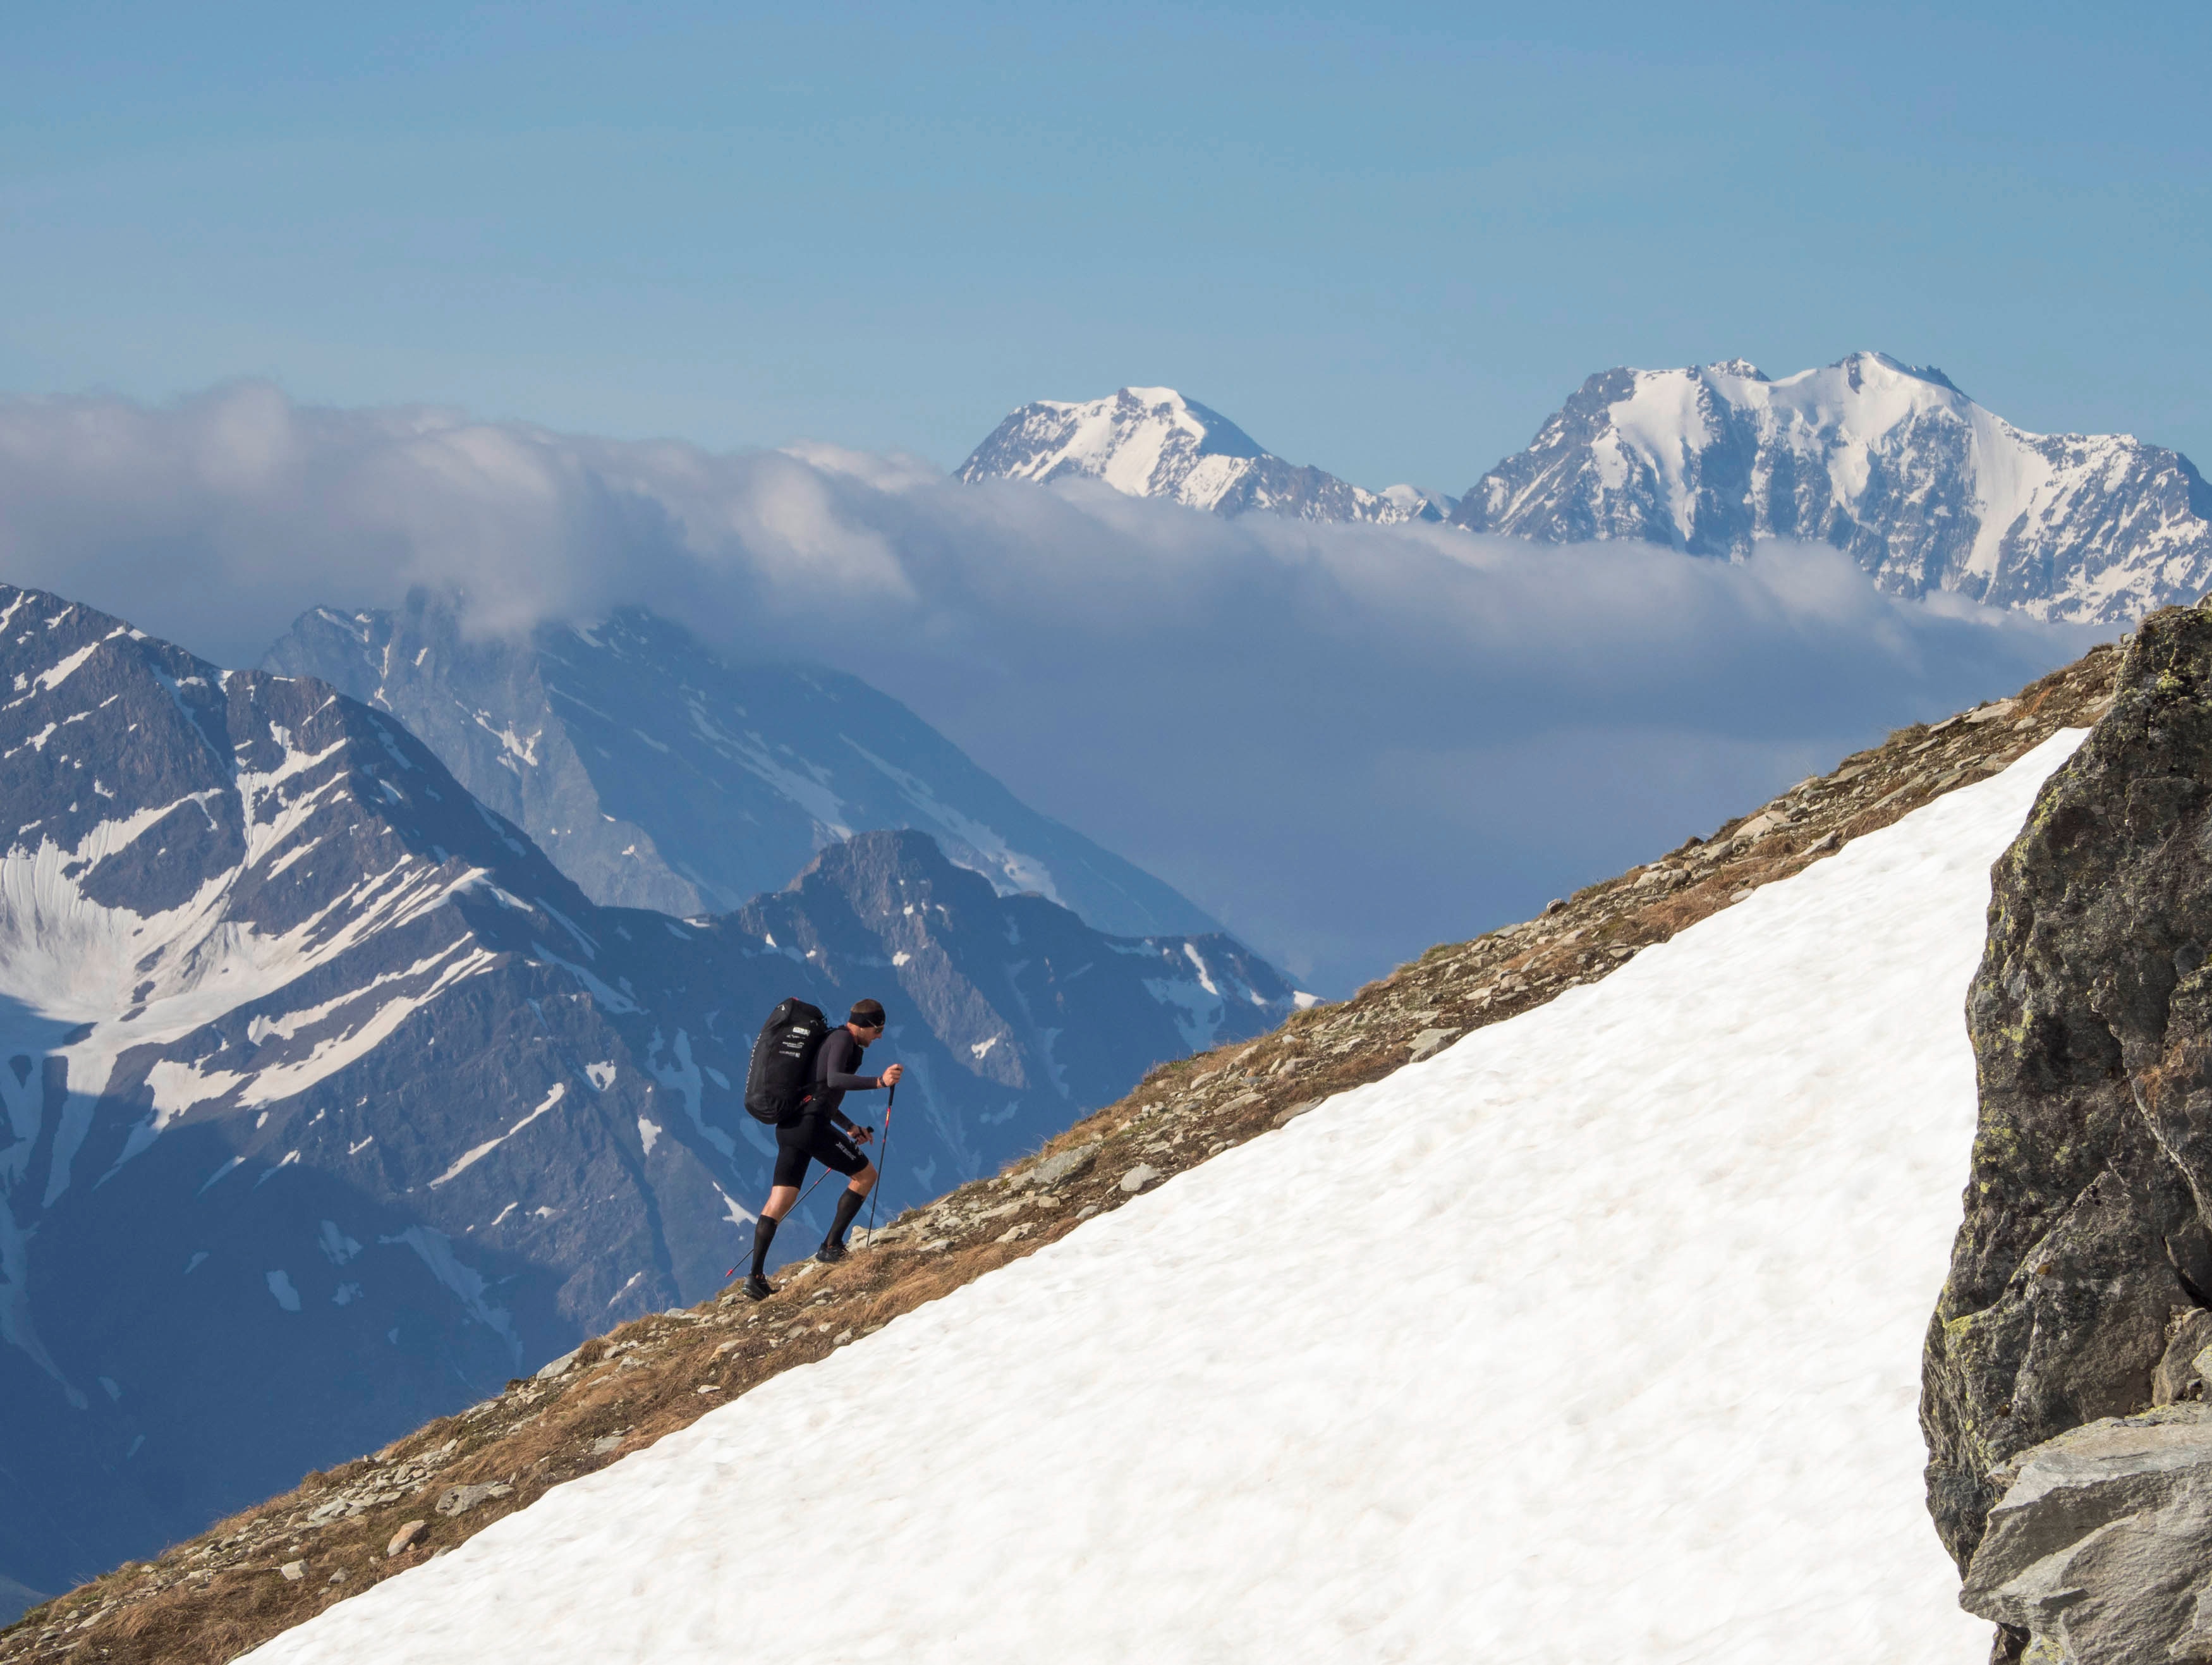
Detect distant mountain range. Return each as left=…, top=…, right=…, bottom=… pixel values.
left=264, top=597, right=1217, bottom=939
left=1452, top=352, right=2212, bottom=623
left=964, top=357, right=2212, bottom=623
left=958, top=387, right=1452, bottom=526
left=0, top=584, right=1297, bottom=1604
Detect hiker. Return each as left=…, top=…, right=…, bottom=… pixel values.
left=743, top=998, right=904, bottom=1300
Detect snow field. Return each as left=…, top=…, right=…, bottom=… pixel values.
left=243, top=731, right=2087, bottom=1664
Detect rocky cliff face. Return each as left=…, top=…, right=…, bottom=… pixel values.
left=1924, top=604, right=2212, bottom=1639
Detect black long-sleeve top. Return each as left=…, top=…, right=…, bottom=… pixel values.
left=808, top=1027, right=883, bottom=1126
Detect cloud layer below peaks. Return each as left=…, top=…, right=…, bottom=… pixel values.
left=0, top=382, right=2099, bottom=987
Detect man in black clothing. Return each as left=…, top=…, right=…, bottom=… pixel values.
left=742, top=998, right=904, bottom=1300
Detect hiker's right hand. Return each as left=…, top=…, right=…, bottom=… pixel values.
left=881, top=1062, right=904, bottom=1086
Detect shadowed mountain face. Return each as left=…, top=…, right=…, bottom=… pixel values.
left=0, top=585, right=1297, bottom=1601
left=1452, top=352, right=2212, bottom=624
left=0, top=1578, right=40, bottom=1630
left=262, top=597, right=1219, bottom=939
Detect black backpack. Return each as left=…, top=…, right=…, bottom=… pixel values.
left=744, top=997, right=829, bottom=1125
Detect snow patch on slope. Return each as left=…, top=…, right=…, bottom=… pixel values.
left=245, top=733, right=2087, bottom=1665
left=430, top=1083, right=567, bottom=1188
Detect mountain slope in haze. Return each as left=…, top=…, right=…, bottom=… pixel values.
left=1454, top=351, right=2212, bottom=623
left=0, top=586, right=1297, bottom=1606
left=9, top=630, right=2124, bottom=1665
left=263, top=597, right=1218, bottom=939
left=958, top=386, right=1454, bottom=525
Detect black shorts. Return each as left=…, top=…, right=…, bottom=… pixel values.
left=772, top=1113, right=868, bottom=1189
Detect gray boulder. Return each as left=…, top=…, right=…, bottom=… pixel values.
left=1407, top=1027, right=1460, bottom=1062
left=2153, top=1310, right=2212, bottom=1406
left=1019, top=1142, right=1100, bottom=1190
left=1963, top=1404, right=2212, bottom=1663
left=434, top=1482, right=513, bottom=1518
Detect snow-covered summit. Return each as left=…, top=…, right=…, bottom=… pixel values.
left=1452, top=350, right=2212, bottom=623
left=959, top=386, right=1447, bottom=525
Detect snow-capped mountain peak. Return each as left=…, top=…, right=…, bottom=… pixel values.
left=961, top=387, right=1262, bottom=507
left=960, top=387, right=1443, bottom=525
left=1377, top=482, right=1457, bottom=521
left=1453, top=350, right=2212, bottom=623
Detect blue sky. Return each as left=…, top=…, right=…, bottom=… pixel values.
left=3, top=2, right=2206, bottom=492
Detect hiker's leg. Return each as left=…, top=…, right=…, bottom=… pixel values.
left=825, top=1186, right=866, bottom=1248
left=749, top=1208, right=781, bottom=1279
left=754, top=1135, right=812, bottom=1282
left=762, top=1125, right=812, bottom=1224
left=820, top=1152, right=878, bottom=1251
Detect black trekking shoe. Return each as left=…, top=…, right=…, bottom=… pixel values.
left=741, top=1273, right=776, bottom=1302
left=815, top=1239, right=848, bottom=1264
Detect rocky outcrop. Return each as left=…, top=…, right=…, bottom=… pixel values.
left=1962, top=1405, right=2212, bottom=1664
left=1924, top=605, right=2212, bottom=1601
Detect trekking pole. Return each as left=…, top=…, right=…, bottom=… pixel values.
left=862, top=1082, right=897, bottom=1248
left=722, top=1168, right=836, bottom=1281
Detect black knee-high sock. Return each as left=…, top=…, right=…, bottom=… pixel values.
left=750, top=1214, right=780, bottom=1278
left=826, top=1187, right=865, bottom=1247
